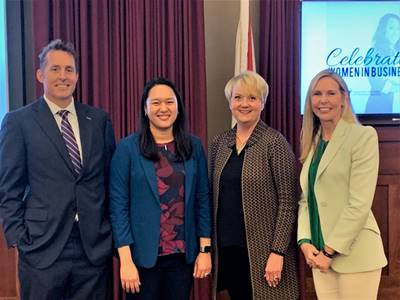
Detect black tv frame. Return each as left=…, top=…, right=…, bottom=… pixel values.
left=301, top=0, right=400, bottom=127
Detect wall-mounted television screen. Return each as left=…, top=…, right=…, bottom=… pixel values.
left=301, top=1, right=400, bottom=116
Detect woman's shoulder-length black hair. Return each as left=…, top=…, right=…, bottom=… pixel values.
left=138, top=77, right=193, bottom=162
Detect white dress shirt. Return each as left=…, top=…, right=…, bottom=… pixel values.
left=43, top=95, right=83, bottom=162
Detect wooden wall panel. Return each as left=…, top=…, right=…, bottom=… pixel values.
left=0, top=224, right=18, bottom=300
left=376, top=175, right=400, bottom=299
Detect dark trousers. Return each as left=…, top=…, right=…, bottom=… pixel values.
left=18, top=222, right=110, bottom=300
left=126, top=253, right=194, bottom=300
left=217, top=246, right=252, bottom=300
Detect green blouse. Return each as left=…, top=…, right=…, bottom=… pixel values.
left=299, top=139, right=328, bottom=250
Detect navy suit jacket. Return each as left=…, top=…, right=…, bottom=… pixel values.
left=109, top=134, right=211, bottom=268
left=0, top=97, right=115, bottom=269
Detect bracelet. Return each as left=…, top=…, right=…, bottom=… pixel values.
left=322, top=249, right=334, bottom=259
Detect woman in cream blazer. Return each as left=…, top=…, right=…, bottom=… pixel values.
left=297, top=69, right=387, bottom=300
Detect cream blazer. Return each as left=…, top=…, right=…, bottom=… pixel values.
left=298, top=119, right=387, bottom=273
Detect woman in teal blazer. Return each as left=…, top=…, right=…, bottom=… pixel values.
left=298, top=70, right=387, bottom=299
left=109, top=78, right=212, bottom=300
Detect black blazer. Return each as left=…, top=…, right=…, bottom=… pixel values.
left=0, top=97, right=115, bottom=269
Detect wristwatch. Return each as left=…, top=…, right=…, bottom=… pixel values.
left=199, top=246, right=211, bottom=253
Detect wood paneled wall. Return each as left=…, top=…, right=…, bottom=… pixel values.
left=0, top=224, right=18, bottom=300
left=375, top=126, right=400, bottom=300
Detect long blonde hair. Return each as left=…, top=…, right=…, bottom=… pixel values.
left=300, top=69, right=358, bottom=162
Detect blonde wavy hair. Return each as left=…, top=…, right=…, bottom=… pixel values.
left=300, top=69, right=358, bottom=162
left=224, top=71, right=269, bottom=104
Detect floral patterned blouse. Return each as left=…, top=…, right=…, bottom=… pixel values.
left=154, top=141, right=186, bottom=256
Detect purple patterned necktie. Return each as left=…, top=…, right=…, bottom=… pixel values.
left=57, top=110, right=82, bottom=174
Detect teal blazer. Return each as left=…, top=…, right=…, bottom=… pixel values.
left=298, top=119, right=387, bottom=273
left=109, top=134, right=211, bottom=268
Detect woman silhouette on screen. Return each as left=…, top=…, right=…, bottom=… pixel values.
left=365, top=13, right=400, bottom=114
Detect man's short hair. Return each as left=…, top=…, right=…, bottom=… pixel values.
left=38, top=39, right=79, bottom=71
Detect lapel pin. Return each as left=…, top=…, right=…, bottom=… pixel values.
left=86, top=116, right=92, bottom=120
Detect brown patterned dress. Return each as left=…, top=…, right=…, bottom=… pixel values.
left=209, top=120, right=299, bottom=300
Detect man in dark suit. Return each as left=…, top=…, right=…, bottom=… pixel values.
left=0, top=39, right=115, bottom=299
